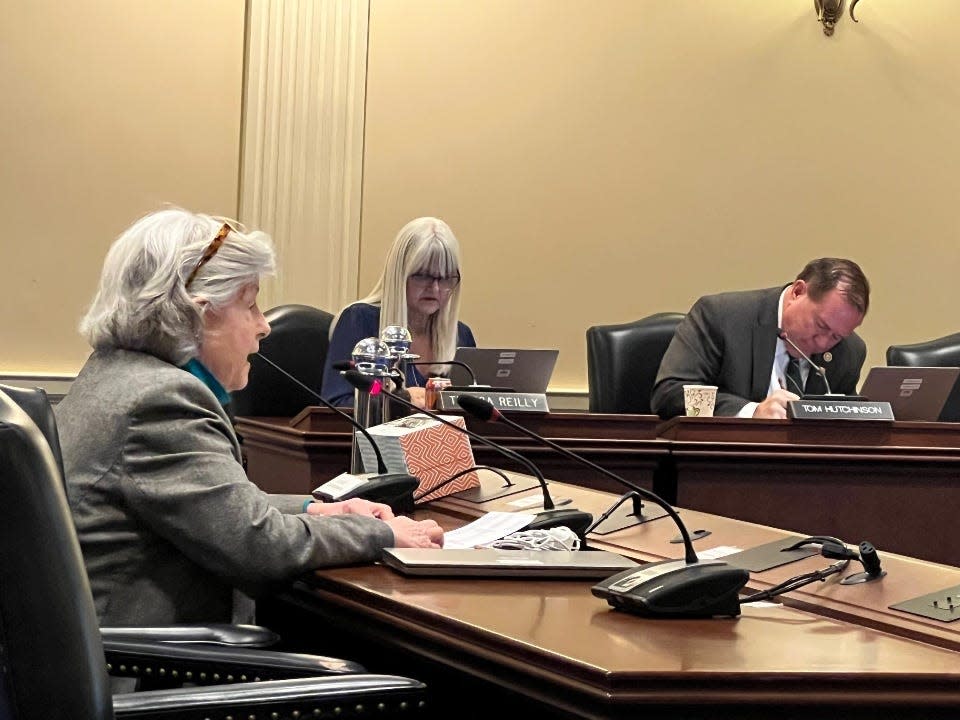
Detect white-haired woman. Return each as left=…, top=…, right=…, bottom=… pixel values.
left=322, top=217, right=476, bottom=406
left=56, top=208, right=442, bottom=627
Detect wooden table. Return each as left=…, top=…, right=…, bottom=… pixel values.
left=259, top=478, right=960, bottom=719
left=238, top=410, right=960, bottom=565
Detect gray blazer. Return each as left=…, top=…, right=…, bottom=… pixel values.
left=651, top=286, right=866, bottom=419
left=57, top=349, right=393, bottom=626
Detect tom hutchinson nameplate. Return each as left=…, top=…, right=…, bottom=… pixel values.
left=788, top=400, right=894, bottom=421
left=437, top=390, right=549, bottom=413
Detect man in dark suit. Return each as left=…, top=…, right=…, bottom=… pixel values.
left=651, top=258, right=869, bottom=419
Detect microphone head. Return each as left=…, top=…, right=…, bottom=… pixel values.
left=344, top=369, right=381, bottom=394
left=457, top=395, right=498, bottom=422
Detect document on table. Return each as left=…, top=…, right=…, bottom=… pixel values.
left=443, top=511, right=536, bottom=549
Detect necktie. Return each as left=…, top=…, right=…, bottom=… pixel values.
left=786, top=356, right=805, bottom=396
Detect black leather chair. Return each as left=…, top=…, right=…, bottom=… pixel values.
left=886, top=332, right=960, bottom=422
left=232, top=304, right=334, bottom=416
left=0, top=383, right=283, bottom=649
left=886, top=332, right=960, bottom=367
left=0, top=388, right=426, bottom=719
left=586, top=312, right=684, bottom=414
left=0, top=383, right=65, bottom=481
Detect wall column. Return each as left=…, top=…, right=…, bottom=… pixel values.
left=240, top=0, right=369, bottom=312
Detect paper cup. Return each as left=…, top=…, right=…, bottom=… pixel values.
left=683, top=385, right=718, bottom=417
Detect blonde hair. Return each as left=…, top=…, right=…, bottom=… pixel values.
left=80, top=207, right=275, bottom=365
left=349, top=217, right=463, bottom=370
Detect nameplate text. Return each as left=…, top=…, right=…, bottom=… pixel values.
left=787, top=400, right=894, bottom=421
left=437, top=391, right=550, bottom=413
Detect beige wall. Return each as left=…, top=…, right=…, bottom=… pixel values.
left=6, top=1, right=960, bottom=397
left=360, top=0, right=960, bottom=391
left=0, top=1, right=245, bottom=374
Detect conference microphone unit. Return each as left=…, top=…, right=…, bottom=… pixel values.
left=448, top=397, right=752, bottom=617
left=343, top=370, right=594, bottom=538
left=253, top=353, right=419, bottom=513
left=777, top=328, right=835, bottom=396
left=456, top=395, right=670, bottom=534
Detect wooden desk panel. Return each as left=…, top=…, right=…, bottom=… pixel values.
left=267, top=480, right=960, bottom=719
left=237, top=410, right=667, bottom=496
left=661, top=417, right=960, bottom=567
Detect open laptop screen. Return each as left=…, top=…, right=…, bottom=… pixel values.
left=858, top=366, right=960, bottom=421
left=448, top=348, right=559, bottom=393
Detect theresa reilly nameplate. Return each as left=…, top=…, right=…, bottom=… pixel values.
left=437, top=391, right=549, bottom=413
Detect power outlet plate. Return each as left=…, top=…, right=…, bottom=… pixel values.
left=890, top=584, right=960, bottom=622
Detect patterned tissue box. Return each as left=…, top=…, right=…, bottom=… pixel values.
left=355, top=414, right=480, bottom=503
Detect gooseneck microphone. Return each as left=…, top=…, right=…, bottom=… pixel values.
left=446, top=402, right=752, bottom=616
left=343, top=370, right=594, bottom=536
left=252, top=353, right=419, bottom=510
left=457, top=395, right=668, bottom=536
left=457, top=396, right=686, bottom=555
left=777, top=328, right=833, bottom=395
left=402, top=360, right=480, bottom=386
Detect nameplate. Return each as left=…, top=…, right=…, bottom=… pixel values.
left=787, top=400, right=894, bottom=421
left=437, top=390, right=550, bottom=413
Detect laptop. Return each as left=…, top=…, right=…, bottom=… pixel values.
left=858, top=366, right=960, bottom=421
left=448, top=348, right=559, bottom=392
left=381, top=548, right=637, bottom=579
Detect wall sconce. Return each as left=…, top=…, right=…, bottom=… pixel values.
left=815, top=0, right=863, bottom=36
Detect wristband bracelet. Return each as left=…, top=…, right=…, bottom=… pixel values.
left=302, top=498, right=315, bottom=513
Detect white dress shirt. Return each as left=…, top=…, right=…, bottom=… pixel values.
left=736, top=288, right=809, bottom=417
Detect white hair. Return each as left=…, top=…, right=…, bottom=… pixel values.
left=349, top=217, right=463, bottom=369
left=80, top=207, right=275, bottom=365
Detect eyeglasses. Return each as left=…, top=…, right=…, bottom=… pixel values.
left=409, top=272, right=461, bottom=291
left=185, top=223, right=231, bottom=289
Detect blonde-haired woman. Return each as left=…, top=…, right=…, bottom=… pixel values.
left=323, top=217, right=476, bottom=406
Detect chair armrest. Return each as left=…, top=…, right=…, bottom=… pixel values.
left=104, top=640, right=365, bottom=685
left=112, top=675, right=427, bottom=719
left=100, top=623, right=279, bottom=647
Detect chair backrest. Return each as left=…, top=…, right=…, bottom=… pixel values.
left=0, top=389, right=113, bottom=720
left=231, top=304, right=334, bottom=416
left=586, top=312, right=684, bottom=414
left=0, top=383, right=65, bottom=485
left=886, top=332, right=960, bottom=368
left=886, top=332, right=960, bottom=422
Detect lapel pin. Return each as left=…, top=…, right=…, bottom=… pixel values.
left=823, top=352, right=833, bottom=363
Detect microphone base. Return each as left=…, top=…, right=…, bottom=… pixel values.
left=449, top=473, right=543, bottom=504
left=526, top=508, right=595, bottom=540
left=592, top=559, right=749, bottom=618
left=840, top=569, right=886, bottom=585
left=313, top=472, right=419, bottom=515
left=800, top=394, right=865, bottom=401
left=589, top=495, right=670, bottom=536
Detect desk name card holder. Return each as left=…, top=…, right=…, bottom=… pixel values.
left=788, top=399, right=894, bottom=421
left=437, top=390, right=549, bottom=413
